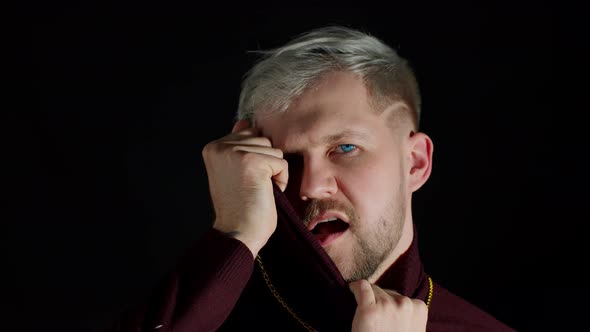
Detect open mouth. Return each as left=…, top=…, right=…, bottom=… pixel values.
left=310, top=218, right=349, bottom=246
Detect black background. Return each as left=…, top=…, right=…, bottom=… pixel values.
left=12, top=1, right=580, bottom=331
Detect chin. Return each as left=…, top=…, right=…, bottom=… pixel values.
left=325, top=247, right=354, bottom=279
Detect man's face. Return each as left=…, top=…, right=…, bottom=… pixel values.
left=256, top=71, right=411, bottom=282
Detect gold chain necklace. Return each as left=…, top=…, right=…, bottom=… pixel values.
left=256, top=255, right=433, bottom=331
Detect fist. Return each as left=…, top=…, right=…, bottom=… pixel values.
left=201, top=119, right=289, bottom=256
left=349, top=280, right=428, bottom=332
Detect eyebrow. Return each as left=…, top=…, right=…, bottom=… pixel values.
left=281, top=129, right=373, bottom=155
left=319, top=129, right=372, bottom=146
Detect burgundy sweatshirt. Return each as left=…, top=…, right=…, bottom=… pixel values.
left=107, top=185, right=515, bottom=331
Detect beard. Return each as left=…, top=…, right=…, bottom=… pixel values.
left=302, top=185, right=406, bottom=283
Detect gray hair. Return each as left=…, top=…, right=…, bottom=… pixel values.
left=237, top=26, right=422, bottom=129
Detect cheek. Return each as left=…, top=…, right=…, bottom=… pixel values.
left=338, top=158, right=400, bottom=223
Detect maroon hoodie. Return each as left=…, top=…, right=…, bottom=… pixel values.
left=107, top=185, right=515, bottom=331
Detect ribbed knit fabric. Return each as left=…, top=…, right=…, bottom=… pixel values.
left=106, top=229, right=254, bottom=332
left=107, top=184, right=515, bottom=331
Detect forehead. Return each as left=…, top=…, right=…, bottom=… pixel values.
left=256, top=71, right=387, bottom=150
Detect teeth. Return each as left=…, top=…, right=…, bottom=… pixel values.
left=318, top=217, right=338, bottom=224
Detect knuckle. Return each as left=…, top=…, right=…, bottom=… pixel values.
left=202, top=141, right=214, bottom=155
left=412, top=299, right=428, bottom=313
left=205, top=140, right=227, bottom=153
left=393, top=296, right=414, bottom=312
left=411, top=298, right=426, bottom=307
left=259, top=137, right=272, bottom=146
left=400, top=296, right=413, bottom=307
left=202, top=141, right=220, bottom=160
left=379, top=299, right=395, bottom=312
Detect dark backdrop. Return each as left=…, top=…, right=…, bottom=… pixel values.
left=13, top=2, right=578, bottom=331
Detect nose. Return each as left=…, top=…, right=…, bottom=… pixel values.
left=299, top=157, right=338, bottom=201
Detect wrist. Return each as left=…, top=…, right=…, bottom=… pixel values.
left=233, top=234, right=265, bottom=257
left=214, top=227, right=265, bottom=257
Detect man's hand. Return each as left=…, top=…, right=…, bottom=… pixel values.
left=349, top=280, right=428, bottom=332
left=202, top=119, right=289, bottom=257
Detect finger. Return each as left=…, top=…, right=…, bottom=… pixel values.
left=349, top=280, right=376, bottom=307
left=223, top=136, right=273, bottom=148
left=228, top=128, right=259, bottom=138
left=411, top=298, right=428, bottom=310
left=371, top=284, right=398, bottom=304
left=219, top=130, right=262, bottom=147
left=271, top=161, right=289, bottom=192
left=231, top=145, right=284, bottom=159
left=233, top=149, right=289, bottom=192
left=380, top=287, right=426, bottom=311
left=232, top=119, right=252, bottom=133
left=381, top=288, right=402, bottom=298
left=258, top=153, right=289, bottom=192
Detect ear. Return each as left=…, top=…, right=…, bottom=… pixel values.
left=407, top=132, right=433, bottom=193
left=232, top=119, right=252, bottom=133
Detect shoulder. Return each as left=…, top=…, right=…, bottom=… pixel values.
left=427, top=281, right=515, bottom=332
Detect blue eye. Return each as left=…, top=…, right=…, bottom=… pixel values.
left=337, top=144, right=357, bottom=153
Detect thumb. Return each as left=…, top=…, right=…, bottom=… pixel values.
left=349, top=280, right=375, bottom=307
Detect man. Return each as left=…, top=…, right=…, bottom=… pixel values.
left=108, top=26, right=514, bottom=331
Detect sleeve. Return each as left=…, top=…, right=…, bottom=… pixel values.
left=105, top=228, right=255, bottom=332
